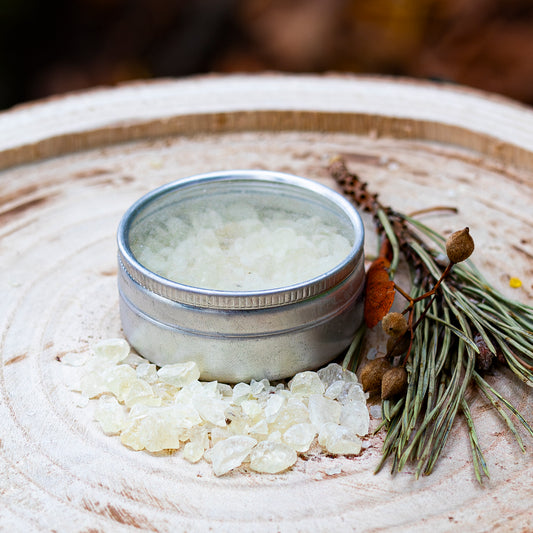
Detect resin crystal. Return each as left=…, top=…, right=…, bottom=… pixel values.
left=205, top=436, right=257, bottom=476
left=283, top=423, right=317, bottom=452
left=249, top=441, right=297, bottom=473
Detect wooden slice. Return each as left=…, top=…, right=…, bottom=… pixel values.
left=1, top=75, right=532, bottom=532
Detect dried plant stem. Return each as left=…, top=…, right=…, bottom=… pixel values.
left=342, top=323, right=366, bottom=371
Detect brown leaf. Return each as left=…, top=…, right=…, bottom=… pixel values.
left=364, top=257, right=395, bottom=328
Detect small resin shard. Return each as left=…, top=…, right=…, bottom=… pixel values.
left=249, top=441, right=298, bottom=473
left=206, top=436, right=257, bottom=476
left=283, top=423, right=317, bottom=452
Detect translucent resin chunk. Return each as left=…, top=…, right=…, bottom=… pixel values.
left=205, top=436, right=257, bottom=476
left=249, top=441, right=297, bottom=473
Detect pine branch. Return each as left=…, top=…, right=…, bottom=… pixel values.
left=330, top=158, right=533, bottom=481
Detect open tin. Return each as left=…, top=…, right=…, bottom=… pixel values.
left=117, top=170, right=365, bottom=383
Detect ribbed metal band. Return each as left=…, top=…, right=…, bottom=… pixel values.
left=118, top=251, right=361, bottom=310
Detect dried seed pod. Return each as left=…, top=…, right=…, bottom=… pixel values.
left=360, top=357, right=392, bottom=392
left=381, top=312, right=408, bottom=338
left=381, top=367, right=408, bottom=400
left=474, top=332, right=495, bottom=372
left=445, top=227, right=475, bottom=264
left=386, top=331, right=410, bottom=359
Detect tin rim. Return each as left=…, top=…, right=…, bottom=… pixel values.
left=117, top=170, right=365, bottom=310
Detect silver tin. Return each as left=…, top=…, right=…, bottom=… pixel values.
left=117, top=170, right=365, bottom=383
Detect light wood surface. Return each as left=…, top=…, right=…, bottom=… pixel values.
left=0, top=74, right=532, bottom=532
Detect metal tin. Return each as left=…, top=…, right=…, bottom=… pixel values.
left=117, top=170, right=365, bottom=383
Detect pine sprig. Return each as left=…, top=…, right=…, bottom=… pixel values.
left=331, top=158, right=533, bottom=481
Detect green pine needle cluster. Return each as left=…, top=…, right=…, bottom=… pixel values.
left=337, top=166, right=533, bottom=481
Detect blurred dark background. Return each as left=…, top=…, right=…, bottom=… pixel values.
left=1, top=0, right=533, bottom=110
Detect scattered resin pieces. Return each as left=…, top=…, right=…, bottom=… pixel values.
left=205, top=436, right=257, bottom=476
left=72, top=339, right=371, bottom=476
left=318, top=363, right=358, bottom=388
left=368, top=404, right=383, bottom=419
left=157, top=361, right=200, bottom=388
left=183, top=429, right=209, bottom=463
left=60, top=351, right=90, bottom=367
left=283, top=423, right=317, bottom=452
left=308, top=394, right=342, bottom=427
left=289, top=371, right=325, bottom=396
left=340, top=401, right=370, bottom=436
left=325, top=465, right=342, bottom=476
left=318, top=423, right=362, bottom=455
left=94, top=395, right=126, bottom=435
left=92, top=338, right=130, bottom=364
left=249, top=441, right=297, bottom=473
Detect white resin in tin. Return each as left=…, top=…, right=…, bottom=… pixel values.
left=130, top=201, right=352, bottom=291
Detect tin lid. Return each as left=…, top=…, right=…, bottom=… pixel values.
left=117, top=170, right=365, bottom=310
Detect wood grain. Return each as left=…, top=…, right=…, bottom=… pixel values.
left=0, top=75, right=532, bottom=532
